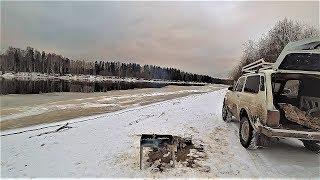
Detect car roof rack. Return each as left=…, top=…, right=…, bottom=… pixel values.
left=242, top=59, right=273, bottom=73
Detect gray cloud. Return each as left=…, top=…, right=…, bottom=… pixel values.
left=1, top=1, right=319, bottom=78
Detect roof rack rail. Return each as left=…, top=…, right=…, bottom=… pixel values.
left=242, top=59, right=273, bottom=73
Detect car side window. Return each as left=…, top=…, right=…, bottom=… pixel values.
left=235, top=77, right=245, bottom=92
left=260, top=76, right=265, bottom=91
left=244, top=75, right=260, bottom=94
left=283, top=80, right=300, bottom=97
left=272, top=82, right=281, bottom=93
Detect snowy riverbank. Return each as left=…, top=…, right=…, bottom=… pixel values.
left=1, top=89, right=319, bottom=178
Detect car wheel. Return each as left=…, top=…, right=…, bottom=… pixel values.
left=222, top=101, right=232, bottom=122
left=239, top=116, right=255, bottom=148
left=302, top=140, right=320, bottom=153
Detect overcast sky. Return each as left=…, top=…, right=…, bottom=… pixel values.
left=1, top=1, right=319, bottom=78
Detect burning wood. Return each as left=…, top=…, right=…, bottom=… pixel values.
left=279, top=103, right=320, bottom=131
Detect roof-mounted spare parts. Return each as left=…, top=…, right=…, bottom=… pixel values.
left=242, top=59, right=273, bottom=74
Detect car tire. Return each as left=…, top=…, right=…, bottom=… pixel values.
left=239, top=116, right=257, bottom=149
left=302, top=140, right=320, bottom=153
left=222, top=101, right=232, bottom=122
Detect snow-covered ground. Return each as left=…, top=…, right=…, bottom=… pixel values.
left=1, top=89, right=319, bottom=178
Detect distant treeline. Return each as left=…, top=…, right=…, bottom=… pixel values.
left=0, top=47, right=231, bottom=84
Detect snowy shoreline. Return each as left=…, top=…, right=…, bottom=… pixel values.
left=1, top=85, right=226, bottom=131
left=1, top=89, right=319, bottom=178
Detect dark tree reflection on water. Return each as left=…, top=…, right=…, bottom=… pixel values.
left=0, top=78, right=204, bottom=95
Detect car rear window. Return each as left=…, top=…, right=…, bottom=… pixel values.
left=278, top=53, right=320, bottom=72
left=244, top=75, right=260, bottom=94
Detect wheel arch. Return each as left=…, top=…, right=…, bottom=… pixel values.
left=239, top=108, right=260, bottom=132
left=239, top=108, right=249, bottom=119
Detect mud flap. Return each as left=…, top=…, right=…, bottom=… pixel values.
left=256, top=133, right=272, bottom=147
left=249, top=131, right=272, bottom=149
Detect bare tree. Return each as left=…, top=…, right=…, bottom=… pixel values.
left=231, top=18, right=320, bottom=80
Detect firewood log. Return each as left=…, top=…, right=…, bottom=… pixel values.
left=279, top=103, right=320, bottom=131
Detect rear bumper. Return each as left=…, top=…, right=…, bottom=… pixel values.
left=261, top=126, right=320, bottom=141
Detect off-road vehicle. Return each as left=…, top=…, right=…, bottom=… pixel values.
left=223, top=38, right=320, bottom=151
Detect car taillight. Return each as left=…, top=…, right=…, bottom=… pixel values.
left=267, top=110, right=280, bottom=127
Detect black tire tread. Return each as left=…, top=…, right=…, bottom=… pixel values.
left=222, top=101, right=232, bottom=123
left=302, top=140, right=320, bottom=153
left=239, top=116, right=253, bottom=148
left=239, top=116, right=261, bottom=149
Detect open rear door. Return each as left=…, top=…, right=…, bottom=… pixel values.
left=273, top=38, right=320, bottom=75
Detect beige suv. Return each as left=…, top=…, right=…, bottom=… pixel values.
left=223, top=38, right=320, bottom=151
